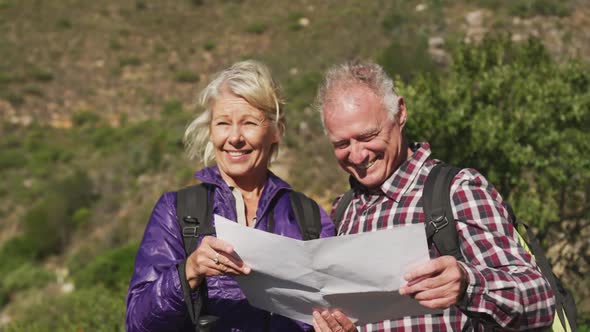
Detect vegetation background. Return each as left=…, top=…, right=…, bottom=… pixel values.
left=0, top=0, right=589, bottom=330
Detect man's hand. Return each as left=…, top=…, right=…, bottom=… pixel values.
left=398, top=255, right=468, bottom=309
left=312, top=310, right=357, bottom=332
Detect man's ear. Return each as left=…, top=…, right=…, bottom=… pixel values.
left=397, top=97, right=407, bottom=130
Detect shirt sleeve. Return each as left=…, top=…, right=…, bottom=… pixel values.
left=450, top=169, right=555, bottom=330
left=125, top=192, right=193, bottom=332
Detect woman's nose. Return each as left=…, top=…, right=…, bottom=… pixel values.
left=228, top=124, right=244, bottom=145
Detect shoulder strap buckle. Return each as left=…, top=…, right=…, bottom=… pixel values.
left=182, top=226, right=199, bottom=237
left=428, top=209, right=449, bottom=233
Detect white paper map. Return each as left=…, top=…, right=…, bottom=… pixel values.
left=214, top=215, right=440, bottom=325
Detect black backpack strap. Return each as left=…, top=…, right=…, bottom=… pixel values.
left=176, top=184, right=218, bottom=332
left=332, top=190, right=354, bottom=234
left=289, top=191, right=322, bottom=241
left=178, top=184, right=216, bottom=253
left=423, top=163, right=463, bottom=261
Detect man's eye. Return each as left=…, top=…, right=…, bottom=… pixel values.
left=334, top=141, right=349, bottom=149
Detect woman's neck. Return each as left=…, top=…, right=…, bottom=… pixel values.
left=219, top=170, right=268, bottom=199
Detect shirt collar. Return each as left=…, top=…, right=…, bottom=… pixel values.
left=350, top=142, right=432, bottom=202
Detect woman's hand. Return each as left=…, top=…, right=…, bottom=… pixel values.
left=185, top=236, right=251, bottom=288
left=312, top=310, right=357, bottom=332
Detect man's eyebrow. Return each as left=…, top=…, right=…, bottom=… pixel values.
left=356, top=127, right=380, bottom=138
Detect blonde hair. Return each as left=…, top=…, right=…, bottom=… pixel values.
left=184, top=60, right=286, bottom=165
left=316, top=61, right=400, bottom=129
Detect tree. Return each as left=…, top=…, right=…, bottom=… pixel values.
left=401, top=35, right=590, bottom=235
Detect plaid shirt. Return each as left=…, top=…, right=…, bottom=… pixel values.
left=332, top=142, right=555, bottom=331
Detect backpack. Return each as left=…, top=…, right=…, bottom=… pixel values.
left=175, top=183, right=323, bottom=332
left=333, top=163, right=577, bottom=332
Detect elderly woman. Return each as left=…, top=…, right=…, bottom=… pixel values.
left=126, top=60, right=335, bottom=332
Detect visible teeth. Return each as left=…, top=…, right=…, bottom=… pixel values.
left=228, top=151, right=247, bottom=156
left=357, top=160, right=376, bottom=170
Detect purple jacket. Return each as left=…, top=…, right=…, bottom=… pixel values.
left=126, top=166, right=335, bottom=332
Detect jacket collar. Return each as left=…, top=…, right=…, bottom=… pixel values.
left=194, top=165, right=292, bottom=218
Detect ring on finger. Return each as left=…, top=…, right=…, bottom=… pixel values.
left=213, top=252, right=220, bottom=265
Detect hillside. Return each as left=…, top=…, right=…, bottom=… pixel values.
left=1, top=0, right=589, bottom=329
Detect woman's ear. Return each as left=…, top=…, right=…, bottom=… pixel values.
left=270, top=126, right=281, bottom=144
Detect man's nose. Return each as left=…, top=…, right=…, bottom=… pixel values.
left=348, top=141, right=367, bottom=164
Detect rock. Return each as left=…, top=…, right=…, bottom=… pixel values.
left=0, top=313, right=11, bottom=326
left=429, top=48, right=450, bottom=65
left=23, top=178, right=34, bottom=188
left=415, top=3, right=427, bottom=12
left=512, top=33, right=526, bottom=42
left=298, top=17, right=310, bottom=28
left=512, top=17, right=522, bottom=25
left=429, top=36, right=445, bottom=49
left=466, top=10, right=485, bottom=27
left=61, top=282, right=75, bottom=294
left=464, top=10, right=490, bottom=43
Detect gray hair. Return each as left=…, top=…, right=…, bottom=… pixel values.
left=184, top=60, right=285, bottom=165
left=315, top=61, right=399, bottom=129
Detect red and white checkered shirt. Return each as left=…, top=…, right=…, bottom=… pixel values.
left=332, top=142, right=555, bottom=331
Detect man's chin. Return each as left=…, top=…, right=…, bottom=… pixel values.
left=351, top=172, right=382, bottom=189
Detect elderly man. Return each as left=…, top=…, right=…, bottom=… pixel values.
left=311, top=61, right=555, bottom=332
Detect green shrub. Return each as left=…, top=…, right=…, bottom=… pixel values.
left=135, top=0, right=147, bottom=10
left=0, top=149, right=26, bottom=170
left=508, top=0, right=571, bottom=17
left=0, top=72, right=23, bottom=84
left=119, top=56, right=141, bottom=67
left=203, top=40, right=216, bottom=51
left=23, top=85, right=43, bottom=96
left=92, top=125, right=120, bottom=149
left=28, top=67, right=54, bottom=82
left=174, top=70, right=200, bottom=83
left=5, top=91, right=24, bottom=106
left=23, top=195, right=69, bottom=257
left=72, top=242, right=138, bottom=292
left=22, top=170, right=97, bottom=258
left=378, top=31, right=437, bottom=83
left=286, top=11, right=304, bottom=31
left=0, top=236, right=38, bottom=275
left=56, top=18, right=72, bottom=29
left=109, top=38, right=122, bottom=50
left=4, top=286, right=126, bottom=332
left=72, top=110, right=101, bottom=127
left=401, top=35, right=590, bottom=232
left=28, top=145, right=74, bottom=174
left=246, top=21, right=268, bottom=34
left=0, top=263, right=54, bottom=307
left=0, top=0, right=12, bottom=10
left=71, top=207, right=92, bottom=227
left=162, top=98, right=183, bottom=114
